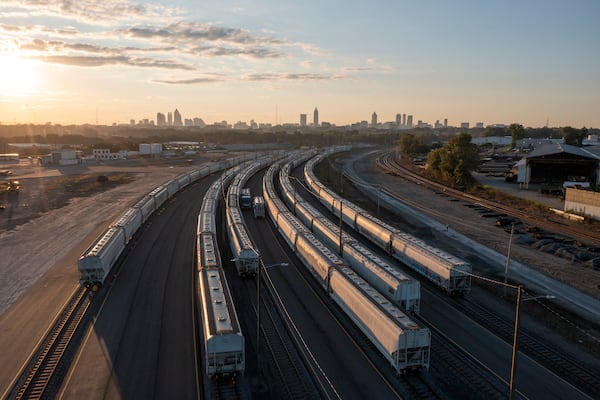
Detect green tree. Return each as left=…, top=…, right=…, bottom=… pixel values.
left=426, top=133, right=480, bottom=187
left=561, top=126, right=586, bottom=146
left=399, top=133, right=418, bottom=158
left=509, top=123, right=525, bottom=149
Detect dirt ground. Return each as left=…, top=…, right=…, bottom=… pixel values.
left=0, top=154, right=230, bottom=315
left=0, top=173, right=135, bottom=232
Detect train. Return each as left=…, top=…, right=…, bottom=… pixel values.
left=225, top=157, right=276, bottom=277
left=278, top=159, right=421, bottom=313
left=77, top=155, right=251, bottom=287
left=197, top=164, right=247, bottom=377
left=263, top=153, right=430, bottom=373
left=304, top=148, right=472, bottom=295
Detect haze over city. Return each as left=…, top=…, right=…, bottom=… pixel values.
left=0, top=1, right=599, bottom=128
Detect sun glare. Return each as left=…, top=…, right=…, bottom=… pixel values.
left=0, top=53, right=40, bottom=96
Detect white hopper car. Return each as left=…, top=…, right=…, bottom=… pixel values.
left=304, top=153, right=471, bottom=295
left=279, top=161, right=421, bottom=313
left=78, top=155, right=252, bottom=287
left=263, top=160, right=430, bottom=372
left=78, top=227, right=126, bottom=286
left=226, top=206, right=259, bottom=277
left=224, top=158, right=276, bottom=277
left=197, top=170, right=245, bottom=376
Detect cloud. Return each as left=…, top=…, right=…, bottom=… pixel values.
left=1, top=0, right=183, bottom=24
left=194, top=45, right=281, bottom=59
left=120, top=21, right=281, bottom=45
left=245, top=72, right=333, bottom=81
left=153, top=77, right=224, bottom=84
left=33, top=55, right=194, bottom=70
left=0, top=2, right=324, bottom=75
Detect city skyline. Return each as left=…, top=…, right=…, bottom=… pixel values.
left=0, top=1, right=599, bottom=128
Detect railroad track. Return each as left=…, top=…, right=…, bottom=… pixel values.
left=8, top=286, right=91, bottom=400
left=419, top=314, right=517, bottom=400
left=376, top=151, right=600, bottom=248
left=251, top=271, right=320, bottom=399
left=347, top=152, right=600, bottom=398
left=451, top=295, right=600, bottom=399
left=208, top=376, right=245, bottom=400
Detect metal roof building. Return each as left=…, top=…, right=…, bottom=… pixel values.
left=517, top=143, right=600, bottom=186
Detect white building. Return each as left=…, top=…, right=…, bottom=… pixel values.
left=93, top=149, right=124, bottom=161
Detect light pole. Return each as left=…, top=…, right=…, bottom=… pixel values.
left=509, top=287, right=555, bottom=400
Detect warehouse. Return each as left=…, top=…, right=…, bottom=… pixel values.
left=517, top=143, right=600, bottom=187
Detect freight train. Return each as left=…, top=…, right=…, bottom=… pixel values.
left=278, top=159, right=421, bottom=313
left=225, top=157, right=277, bottom=277
left=78, top=155, right=249, bottom=287
left=263, top=154, right=430, bottom=373
left=304, top=149, right=471, bottom=295
left=197, top=164, right=247, bottom=377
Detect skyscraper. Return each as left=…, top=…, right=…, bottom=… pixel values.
left=396, top=113, right=401, bottom=127
left=407, top=115, right=413, bottom=128
left=402, top=114, right=406, bottom=126
left=167, top=112, right=172, bottom=126
left=156, top=112, right=166, bottom=126
left=300, top=114, right=307, bottom=127
left=371, top=112, right=378, bottom=127
left=444, top=118, right=448, bottom=128
left=173, top=109, right=182, bottom=127
left=313, top=107, right=319, bottom=127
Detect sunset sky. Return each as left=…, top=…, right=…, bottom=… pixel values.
left=0, top=1, right=599, bottom=127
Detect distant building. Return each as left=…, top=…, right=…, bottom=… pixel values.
left=313, top=107, right=319, bottom=127
left=402, top=114, right=407, bottom=126
left=167, top=112, right=173, bottom=126
left=93, top=149, right=124, bottom=161
left=300, top=114, right=307, bottom=127
left=475, top=122, right=484, bottom=129
left=444, top=118, right=448, bottom=128
left=396, top=113, right=402, bottom=127
left=407, top=115, right=413, bottom=128
left=193, top=117, right=206, bottom=127
left=130, top=119, right=135, bottom=126
left=156, top=112, right=166, bottom=126
left=139, top=143, right=163, bottom=155
left=233, top=121, right=249, bottom=129
left=460, top=122, right=470, bottom=129
left=371, top=112, right=378, bottom=127
left=173, top=109, right=183, bottom=127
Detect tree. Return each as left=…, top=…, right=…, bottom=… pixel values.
left=562, top=126, right=586, bottom=146
left=399, top=133, right=418, bottom=158
left=398, top=133, right=430, bottom=158
left=509, top=123, right=525, bottom=149
left=426, top=133, right=480, bottom=187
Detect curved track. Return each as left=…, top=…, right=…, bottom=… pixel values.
left=376, top=151, right=600, bottom=248
left=351, top=150, right=600, bottom=398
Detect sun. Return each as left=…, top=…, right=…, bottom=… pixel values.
left=0, top=53, right=40, bottom=96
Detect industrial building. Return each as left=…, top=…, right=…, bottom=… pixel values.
left=516, top=143, right=600, bottom=187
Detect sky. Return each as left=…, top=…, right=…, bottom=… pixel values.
left=0, top=0, right=599, bottom=128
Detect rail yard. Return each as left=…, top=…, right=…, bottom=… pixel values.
left=0, top=146, right=598, bottom=400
